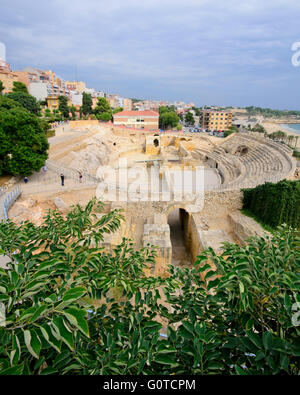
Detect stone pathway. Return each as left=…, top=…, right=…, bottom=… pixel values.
left=168, top=209, right=193, bottom=267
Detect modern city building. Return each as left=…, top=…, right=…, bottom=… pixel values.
left=29, top=82, right=51, bottom=101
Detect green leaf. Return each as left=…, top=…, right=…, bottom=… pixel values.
left=181, top=320, right=194, bottom=334
left=30, top=305, right=48, bottom=322
left=247, top=331, right=262, bottom=349
left=280, top=354, right=289, bottom=371
left=52, top=316, right=74, bottom=351
left=39, top=324, right=61, bottom=353
left=62, top=287, right=86, bottom=303
left=239, top=282, right=245, bottom=294
left=207, top=361, right=223, bottom=370
left=262, top=332, right=273, bottom=350
left=0, top=365, right=24, bottom=375
left=10, top=334, right=21, bottom=366
left=153, top=354, right=179, bottom=367
left=24, top=329, right=42, bottom=359
left=63, top=308, right=89, bottom=337
left=234, top=365, right=246, bottom=375
left=207, top=278, right=220, bottom=291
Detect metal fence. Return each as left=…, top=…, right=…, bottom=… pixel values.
left=46, top=160, right=101, bottom=185
left=1, top=186, right=21, bottom=222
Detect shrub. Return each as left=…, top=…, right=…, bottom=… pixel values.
left=242, top=180, right=300, bottom=229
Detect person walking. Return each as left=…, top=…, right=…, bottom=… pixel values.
left=60, top=173, right=65, bottom=186
left=24, top=176, right=28, bottom=183
left=78, top=171, right=83, bottom=183
left=43, top=165, right=47, bottom=173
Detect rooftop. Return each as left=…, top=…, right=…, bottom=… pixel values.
left=113, top=110, right=159, bottom=117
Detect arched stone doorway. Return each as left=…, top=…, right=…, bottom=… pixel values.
left=167, top=208, right=192, bottom=267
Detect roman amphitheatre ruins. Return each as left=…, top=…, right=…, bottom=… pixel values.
left=3, top=121, right=298, bottom=275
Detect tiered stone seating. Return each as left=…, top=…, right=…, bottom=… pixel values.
left=187, top=134, right=296, bottom=190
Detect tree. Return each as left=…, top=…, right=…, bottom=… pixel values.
left=0, top=95, right=23, bottom=111
left=252, top=124, right=266, bottom=134
left=0, top=80, right=4, bottom=95
left=0, top=107, right=49, bottom=176
left=12, top=81, right=29, bottom=94
left=159, top=111, right=180, bottom=130
left=58, top=95, right=69, bottom=119
left=81, top=92, right=92, bottom=116
left=0, top=199, right=299, bottom=375
left=94, top=97, right=112, bottom=120
left=112, top=107, right=123, bottom=114
left=185, top=111, right=195, bottom=126
left=98, top=112, right=112, bottom=122
left=69, top=105, right=77, bottom=120
left=44, top=108, right=51, bottom=118
left=7, top=92, right=39, bottom=115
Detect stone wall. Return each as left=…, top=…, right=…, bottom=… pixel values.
left=228, top=211, right=268, bottom=244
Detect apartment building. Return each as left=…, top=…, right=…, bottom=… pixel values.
left=65, top=81, right=86, bottom=92
left=46, top=96, right=59, bottom=111
left=0, top=59, right=19, bottom=93
left=29, top=82, right=52, bottom=101
left=113, top=110, right=159, bottom=130
left=200, top=110, right=233, bottom=130
left=123, top=98, right=133, bottom=111
left=107, top=94, right=121, bottom=109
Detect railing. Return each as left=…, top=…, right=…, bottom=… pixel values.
left=46, top=160, right=101, bottom=184
left=1, top=186, right=21, bottom=222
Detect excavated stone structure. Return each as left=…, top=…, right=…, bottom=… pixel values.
left=10, top=122, right=296, bottom=276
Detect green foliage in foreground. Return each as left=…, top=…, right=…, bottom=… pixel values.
left=243, top=180, right=300, bottom=230
left=0, top=199, right=299, bottom=375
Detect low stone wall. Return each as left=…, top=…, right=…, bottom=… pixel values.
left=69, top=120, right=100, bottom=128
left=201, top=190, right=243, bottom=217
left=228, top=211, right=268, bottom=244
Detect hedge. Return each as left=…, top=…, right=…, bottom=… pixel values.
left=242, top=180, right=300, bottom=229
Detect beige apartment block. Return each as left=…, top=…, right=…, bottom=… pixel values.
left=123, top=98, right=133, bottom=111
left=200, top=110, right=233, bottom=130
left=65, top=81, right=86, bottom=92
left=113, top=110, right=159, bottom=130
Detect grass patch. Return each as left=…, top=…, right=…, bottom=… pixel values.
left=240, top=208, right=276, bottom=234
left=46, top=129, right=55, bottom=138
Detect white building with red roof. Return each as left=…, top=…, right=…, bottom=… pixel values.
left=113, top=110, right=159, bottom=130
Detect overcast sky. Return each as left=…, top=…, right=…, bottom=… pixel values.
left=1, top=0, right=300, bottom=108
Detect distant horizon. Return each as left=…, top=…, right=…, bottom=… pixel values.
left=1, top=1, right=300, bottom=110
